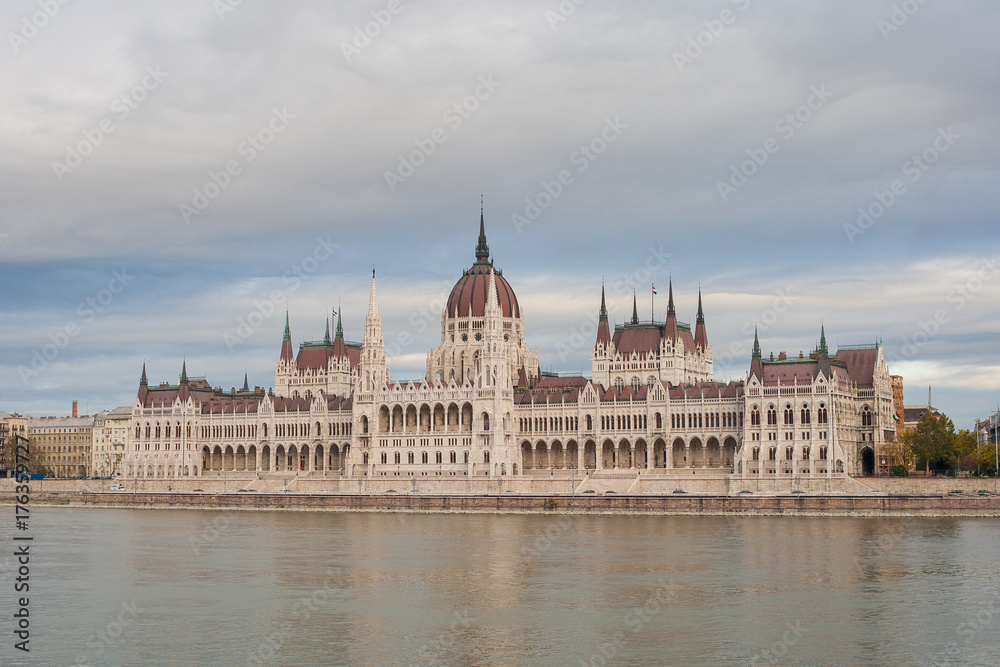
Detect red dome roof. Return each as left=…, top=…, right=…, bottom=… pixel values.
left=447, top=264, right=520, bottom=318
left=446, top=210, right=520, bottom=318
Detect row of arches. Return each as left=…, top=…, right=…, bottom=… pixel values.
left=750, top=403, right=830, bottom=426
left=199, top=443, right=350, bottom=474
left=378, top=402, right=474, bottom=434
left=519, top=437, right=738, bottom=471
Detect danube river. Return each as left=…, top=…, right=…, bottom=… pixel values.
left=3, top=508, right=999, bottom=666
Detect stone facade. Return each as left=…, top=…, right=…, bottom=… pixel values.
left=124, top=213, right=895, bottom=487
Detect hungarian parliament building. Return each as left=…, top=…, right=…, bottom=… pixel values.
left=126, top=213, right=896, bottom=484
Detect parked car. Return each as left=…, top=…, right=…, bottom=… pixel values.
left=672, top=489, right=688, bottom=494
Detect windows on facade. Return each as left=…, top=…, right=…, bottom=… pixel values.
left=768, top=447, right=777, bottom=461
left=800, top=404, right=810, bottom=424
left=861, top=406, right=872, bottom=427
left=767, top=406, right=777, bottom=425
left=783, top=405, right=794, bottom=425
left=751, top=407, right=760, bottom=426
left=785, top=447, right=793, bottom=461
left=818, top=404, right=828, bottom=424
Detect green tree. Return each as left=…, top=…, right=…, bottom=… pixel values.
left=955, top=429, right=978, bottom=475
left=909, top=411, right=956, bottom=474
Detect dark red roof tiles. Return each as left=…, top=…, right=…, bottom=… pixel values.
left=446, top=264, right=520, bottom=318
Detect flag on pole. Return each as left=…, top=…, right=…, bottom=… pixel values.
left=652, top=284, right=657, bottom=295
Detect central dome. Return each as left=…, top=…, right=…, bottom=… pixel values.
left=445, top=212, right=521, bottom=318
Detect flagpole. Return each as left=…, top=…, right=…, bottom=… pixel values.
left=651, top=284, right=654, bottom=322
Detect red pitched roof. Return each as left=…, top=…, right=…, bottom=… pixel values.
left=835, top=347, right=878, bottom=388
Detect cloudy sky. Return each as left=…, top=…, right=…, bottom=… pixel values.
left=2, top=0, right=998, bottom=428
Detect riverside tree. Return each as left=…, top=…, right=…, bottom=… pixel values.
left=904, top=411, right=957, bottom=474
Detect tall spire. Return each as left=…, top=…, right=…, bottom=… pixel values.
left=279, top=309, right=294, bottom=363
left=750, top=326, right=763, bottom=380
left=475, top=199, right=490, bottom=264
left=180, top=359, right=188, bottom=384
left=631, top=292, right=639, bottom=325
left=818, top=323, right=829, bottom=357
left=242, top=372, right=250, bottom=392
left=335, top=303, right=343, bottom=339
left=595, top=283, right=611, bottom=347
left=664, top=278, right=678, bottom=343
left=361, top=269, right=389, bottom=391
left=694, top=288, right=708, bottom=350
left=324, top=316, right=331, bottom=344
left=140, top=362, right=148, bottom=387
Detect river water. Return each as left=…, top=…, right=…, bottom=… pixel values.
left=2, top=508, right=999, bottom=666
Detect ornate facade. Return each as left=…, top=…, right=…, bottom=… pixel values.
left=125, top=212, right=895, bottom=484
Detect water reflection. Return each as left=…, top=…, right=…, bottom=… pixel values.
left=8, top=509, right=999, bottom=667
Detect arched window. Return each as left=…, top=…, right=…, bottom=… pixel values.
left=802, top=447, right=811, bottom=460
left=767, top=407, right=777, bottom=425
left=783, top=405, right=794, bottom=425
left=818, top=404, right=828, bottom=424
left=751, top=407, right=760, bottom=426
left=768, top=447, right=776, bottom=461
left=800, top=404, right=810, bottom=424
left=381, top=452, right=387, bottom=464
left=421, top=452, right=428, bottom=464
left=861, top=406, right=872, bottom=427
left=819, top=446, right=828, bottom=460
left=450, top=451, right=457, bottom=463
left=614, top=377, right=625, bottom=392
left=394, top=452, right=401, bottom=464
left=484, top=451, right=490, bottom=464
left=647, top=376, right=657, bottom=388
left=785, top=447, right=793, bottom=461
left=586, top=415, right=593, bottom=430
left=631, top=377, right=641, bottom=391
left=464, top=452, right=469, bottom=464
left=408, top=452, right=414, bottom=464
left=655, top=413, right=662, bottom=429
left=752, top=447, right=760, bottom=461
left=435, top=452, right=442, bottom=464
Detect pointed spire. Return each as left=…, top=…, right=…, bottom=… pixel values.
left=694, top=288, right=708, bottom=350
left=242, top=372, right=250, bottom=392
left=324, top=316, right=331, bottom=344
left=818, top=322, right=829, bottom=356
left=631, top=292, right=639, bottom=325
left=596, top=283, right=611, bottom=347
left=664, top=278, right=678, bottom=343
left=140, top=362, right=148, bottom=387
left=750, top=327, right=764, bottom=380
left=475, top=199, right=490, bottom=264
left=279, top=309, right=294, bottom=363
left=180, top=359, right=188, bottom=384
left=335, top=302, right=343, bottom=339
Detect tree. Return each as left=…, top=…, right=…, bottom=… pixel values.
left=909, top=411, right=956, bottom=474
left=954, top=429, right=978, bottom=476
